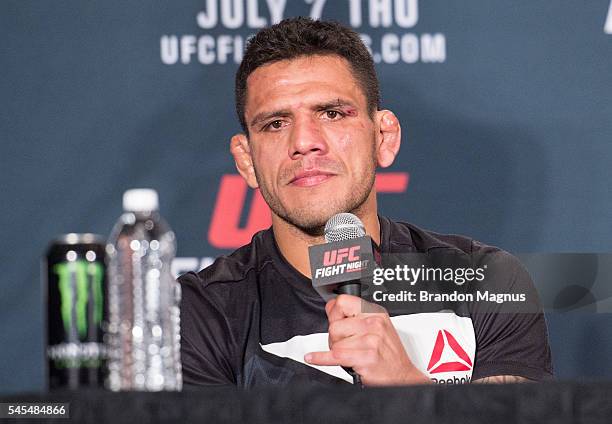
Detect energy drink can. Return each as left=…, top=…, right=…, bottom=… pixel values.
left=44, top=233, right=107, bottom=389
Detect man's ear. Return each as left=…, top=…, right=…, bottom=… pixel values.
left=230, top=134, right=259, bottom=189
left=375, top=110, right=401, bottom=168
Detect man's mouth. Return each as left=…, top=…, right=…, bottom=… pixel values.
left=289, top=170, right=336, bottom=187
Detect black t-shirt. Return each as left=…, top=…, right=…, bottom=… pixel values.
left=179, top=216, right=552, bottom=387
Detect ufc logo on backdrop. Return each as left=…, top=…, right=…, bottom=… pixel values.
left=208, top=172, right=409, bottom=249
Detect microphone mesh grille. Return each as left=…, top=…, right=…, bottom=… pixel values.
left=324, top=213, right=366, bottom=242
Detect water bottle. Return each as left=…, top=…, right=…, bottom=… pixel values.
left=105, top=189, right=182, bottom=391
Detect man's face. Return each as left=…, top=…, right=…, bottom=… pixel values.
left=244, top=55, right=378, bottom=235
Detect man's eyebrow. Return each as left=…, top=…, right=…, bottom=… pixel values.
left=313, top=98, right=357, bottom=110
left=249, top=109, right=292, bottom=128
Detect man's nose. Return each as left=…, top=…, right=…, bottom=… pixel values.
left=288, top=116, right=329, bottom=159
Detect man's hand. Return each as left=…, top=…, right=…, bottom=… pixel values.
left=304, top=294, right=430, bottom=386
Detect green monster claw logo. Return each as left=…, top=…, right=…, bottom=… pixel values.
left=54, top=261, right=103, bottom=339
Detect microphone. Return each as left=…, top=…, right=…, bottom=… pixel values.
left=308, top=213, right=376, bottom=386
left=308, top=213, right=376, bottom=301
left=323, top=213, right=366, bottom=297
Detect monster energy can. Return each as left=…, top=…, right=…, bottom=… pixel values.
left=44, top=233, right=107, bottom=390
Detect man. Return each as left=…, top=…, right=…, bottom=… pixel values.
left=179, top=17, right=552, bottom=387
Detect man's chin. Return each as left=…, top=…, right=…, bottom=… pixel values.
left=295, top=222, right=326, bottom=238
left=284, top=214, right=327, bottom=235
left=276, top=208, right=337, bottom=237
left=268, top=184, right=374, bottom=237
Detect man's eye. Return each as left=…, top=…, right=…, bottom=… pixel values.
left=265, top=120, right=284, bottom=130
left=325, top=110, right=342, bottom=120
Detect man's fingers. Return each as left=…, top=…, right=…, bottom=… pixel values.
left=324, top=298, right=337, bottom=317
left=331, top=333, right=382, bottom=351
left=305, top=349, right=374, bottom=368
left=326, top=294, right=362, bottom=322
left=304, top=351, right=338, bottom=366
left=326, top=295, right=388, bottom=323
left=328, top=316, right=366, bottom=345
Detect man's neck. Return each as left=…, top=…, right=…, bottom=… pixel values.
left=272, top=198, right=380, bottom=279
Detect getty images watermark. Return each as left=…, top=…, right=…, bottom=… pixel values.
left=359, top=251, right=531, bottom=314
left=348, top=252, right=612, bottom=315
left=370, top=262, right=527, bottom=305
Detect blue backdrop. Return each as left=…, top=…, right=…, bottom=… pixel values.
left=2, top=0, right=612, bottom=393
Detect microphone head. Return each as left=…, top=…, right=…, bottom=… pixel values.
left=324, top=213, right=366, bottom=242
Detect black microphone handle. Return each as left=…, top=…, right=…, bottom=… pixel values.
left=336, top=281, right=361, bottom=297
left=335, top=281, right=363, bottom=386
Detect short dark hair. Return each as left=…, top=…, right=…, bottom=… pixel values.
left=235, top=17, right=381, bottom=133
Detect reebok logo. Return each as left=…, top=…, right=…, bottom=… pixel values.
left=427, top=329, right=473, bottom=374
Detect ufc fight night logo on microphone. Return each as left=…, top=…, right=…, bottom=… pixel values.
left=317, top=245, right=365, bottom=277
left=309, top=232, right=376, bottom=300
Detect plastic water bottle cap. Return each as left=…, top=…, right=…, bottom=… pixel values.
left=123, top=189, right=159, bottom=212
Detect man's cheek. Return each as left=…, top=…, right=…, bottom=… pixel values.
left=336, top=133, right=352, bottom=152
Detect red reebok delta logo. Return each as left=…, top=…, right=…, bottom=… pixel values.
left=427, top=329, right=473, bottom=374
